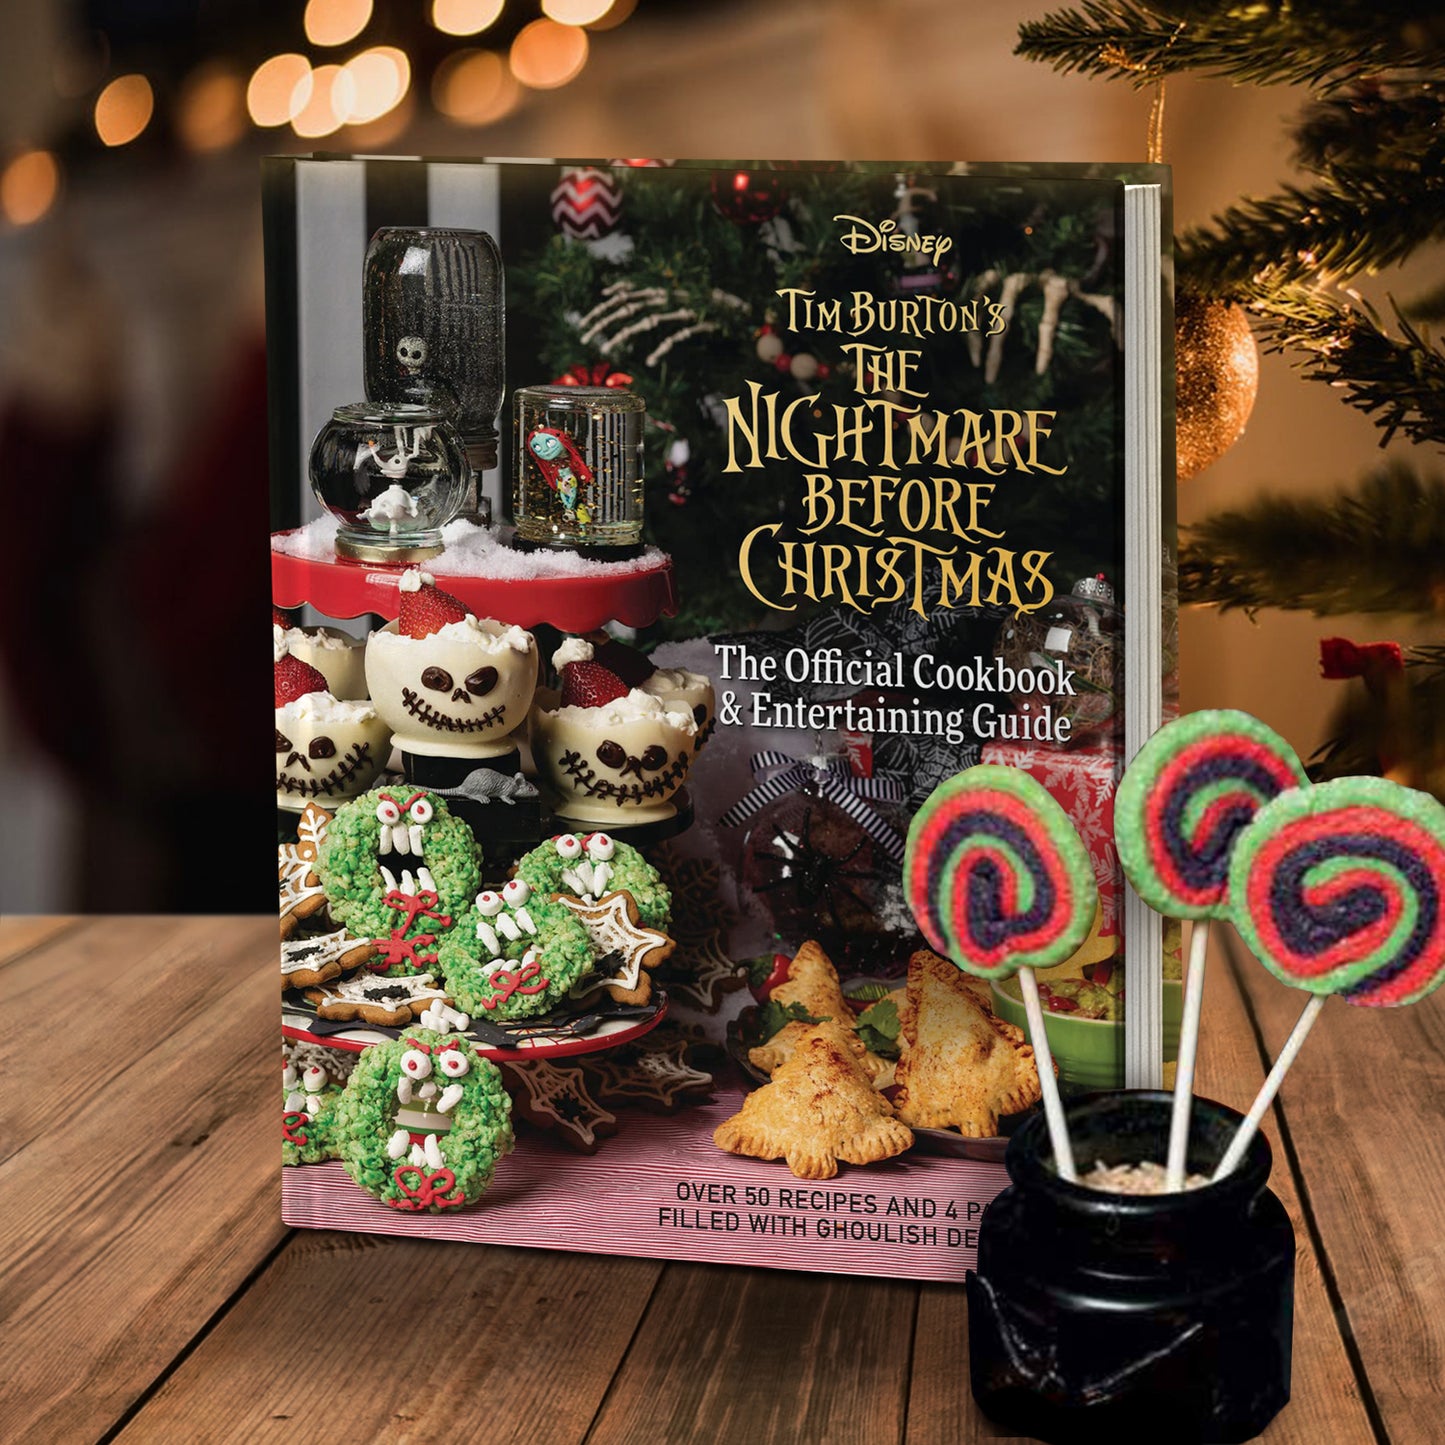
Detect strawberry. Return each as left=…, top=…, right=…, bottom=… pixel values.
left=560, top=659, right=629, bottom=709
left=275, top=652, right=329, bottom=707
left=272, top=606, right=292, bottom=630
left=592, top=637, right=656, bottom=688
left=397, top=574, right=469, bottom=639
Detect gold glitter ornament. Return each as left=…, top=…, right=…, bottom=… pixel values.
left=1175, top=295, right=1259, bottom=481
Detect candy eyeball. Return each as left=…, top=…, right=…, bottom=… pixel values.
left=584, top=832, right=616, bottom=862
left=407, top=794, right=435, bottom=825
left=438, top=1048, right=470, bottom=1078
left=554, top=834, right=584, bottom=860
left=302, top=1065, right=327, bottom=1093
left=475, top=890, right=504, bottom=917
left=502, top=877, right=531, bottom=907
left=400, top=1048, right=432, bottom=1080
left=376, top=794, right=403, bottom=826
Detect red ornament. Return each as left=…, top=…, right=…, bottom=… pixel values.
left=552, top=361, right=634, bottom=389
left=710, top=168, right=786, bottom=225
left=551, top=167, right=623, bottom=240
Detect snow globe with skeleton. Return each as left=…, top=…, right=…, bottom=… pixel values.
left=308, top=401, right=469, bottom=563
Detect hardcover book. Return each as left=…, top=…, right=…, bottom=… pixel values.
left=268, top=156, right=1173, bottom=1279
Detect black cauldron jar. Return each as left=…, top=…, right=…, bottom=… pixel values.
left=967, top=1091, right=1295, bottom=1444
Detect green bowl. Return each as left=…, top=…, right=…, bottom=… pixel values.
left=990, top=977, right=1183, bottom=1091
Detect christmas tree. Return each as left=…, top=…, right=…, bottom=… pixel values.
left=512, top=163, right=1126, bottom=639
left=1019, top=2, right=1445, bottom=796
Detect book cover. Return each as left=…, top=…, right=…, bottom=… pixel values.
left=269, top=157, right=1172, bottom=1280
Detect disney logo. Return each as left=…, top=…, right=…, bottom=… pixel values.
left=834, top=214, right=954, bottom=261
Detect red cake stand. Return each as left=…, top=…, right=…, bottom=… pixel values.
left=272, top=531, right=677, bottom=632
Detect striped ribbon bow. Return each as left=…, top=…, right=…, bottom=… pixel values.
left=718, top=750, right=907, bottom=863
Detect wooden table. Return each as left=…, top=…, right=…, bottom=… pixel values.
left=3, top=917, right=1440, bottom=1443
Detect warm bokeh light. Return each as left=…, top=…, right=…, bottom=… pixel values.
left=1, top=150, right=60, bottom=226
left=94, top=74, right=154, bottom=147
left=341, top=46, right=410, bottom=124
left=346, top=90, right=416, bottom=148
left=177, top=63, right=247, bottom=152
left=542, top=0, right=615, bottom=24
left=584, top=0, right=636, bottom=30
left=430, top=0, right=505, bottom=36
left=432, top=48, right=521, bottom=124
left=509, top=19, right=588, bottom=89
left=248, top=54, right=313, bottom=127
left=304, top=0, right=372, bottom=48
left=291, top=63, right=354, bottom=138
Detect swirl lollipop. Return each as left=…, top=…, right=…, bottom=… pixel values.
left=905, top=765, right=1098, bottom=1180
left=1216, top=776, right=1445, bottom=1179
left=1115, top=710, right=1307, bottom=1187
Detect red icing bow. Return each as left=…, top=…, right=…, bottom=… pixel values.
left=552, top=361, right=634, bottom=389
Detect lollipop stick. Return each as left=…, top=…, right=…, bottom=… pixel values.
left=1212, top=993, right=1326, bottom=1182
left=1165, top=918, right=1211, bottom=1190
left=1018, top=967, right=1077, bottom=1182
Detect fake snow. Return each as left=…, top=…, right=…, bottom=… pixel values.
left=272, top=516, right=670, bottom=581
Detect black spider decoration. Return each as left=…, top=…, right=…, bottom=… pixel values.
left=749, top=805, right=876, bottom=926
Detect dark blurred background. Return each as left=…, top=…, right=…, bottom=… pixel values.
left=0, top=0, right=1432, bottom=914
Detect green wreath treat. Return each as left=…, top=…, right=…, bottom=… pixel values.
left=516, top=831, right=672, bottom=930
left=437, top=877, right=596, bottom=1019
left=334, top=1029, right=513, bottom=1212
left=282, top=1059, right=344, bottom=1166
left=317, top=787, right=480, bottom=973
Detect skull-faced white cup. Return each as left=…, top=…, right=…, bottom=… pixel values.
left=639, top=667, right=716, bottom=756
left=276, top=692, right=389, bottom=809
left=365, top=617, right=538, bottom=759
left=529, top=686, right=698, bottom=825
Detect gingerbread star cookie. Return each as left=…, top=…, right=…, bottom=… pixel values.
left=281, top=927, right=376, bottom=991
left=279, top=802, right=332, bottom=939
left=892, top=949, right=1045, bottom=1138
left=557, top=890, right=675, bottom=1005
left=502, top=1058, right=619, bottom=1153
left=305, top=970, right=458, bottom=1027
left=714, top=1023, right=913, bottom=1180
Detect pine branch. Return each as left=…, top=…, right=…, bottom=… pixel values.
left=1250, top=289, right=1445, bottom=449
left=1016, top=2, right=1442, bottom=92
left=1177, top=176, right=1445, bottom=294
left=1293, top=86, right=1445, bottom=180
left=1179, top=464, right=1445, bottom=615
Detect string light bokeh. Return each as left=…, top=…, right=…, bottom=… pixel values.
left=1, top=0, right=643, bottom=229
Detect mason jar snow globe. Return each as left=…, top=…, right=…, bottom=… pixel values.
left=308, top=402, right=469, bottom=563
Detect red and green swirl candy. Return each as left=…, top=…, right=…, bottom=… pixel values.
left=1230, top=776, right=1445, bottom=1008
left=904, top=765, right=1098, bottom=981
left=1115, top=710, right=1308, bottom=920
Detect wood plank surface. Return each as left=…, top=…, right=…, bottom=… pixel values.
left=587, top=1260, right=917, bottom=1444
left=115, top=1236, right=664, bottom=1445
left=904, top=926, right=1375, bottom=1445
left=0, top=916, right=286, bottom=1442
left=0, top=916, right=1423, bottom=1445
left=0, top=915, right=272, bottom=1167
left=1228, top=928, right=1445, bottom=1444
left=0, top=913, right=78, bottom=966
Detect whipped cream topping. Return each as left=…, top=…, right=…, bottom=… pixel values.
left=547, top=686, right=696, bottom=732
left=640, top=665, right=709, bottom=696
left=551, top=637, right=596, bottom=671
left=276, top=691, right=379, bottom=726
left=371, top=617, right=534, bottom=653
left=398, top=567, right=437, bottom=593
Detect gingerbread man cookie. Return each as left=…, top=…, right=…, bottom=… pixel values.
left=281, top=927, right=376, bottom=991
